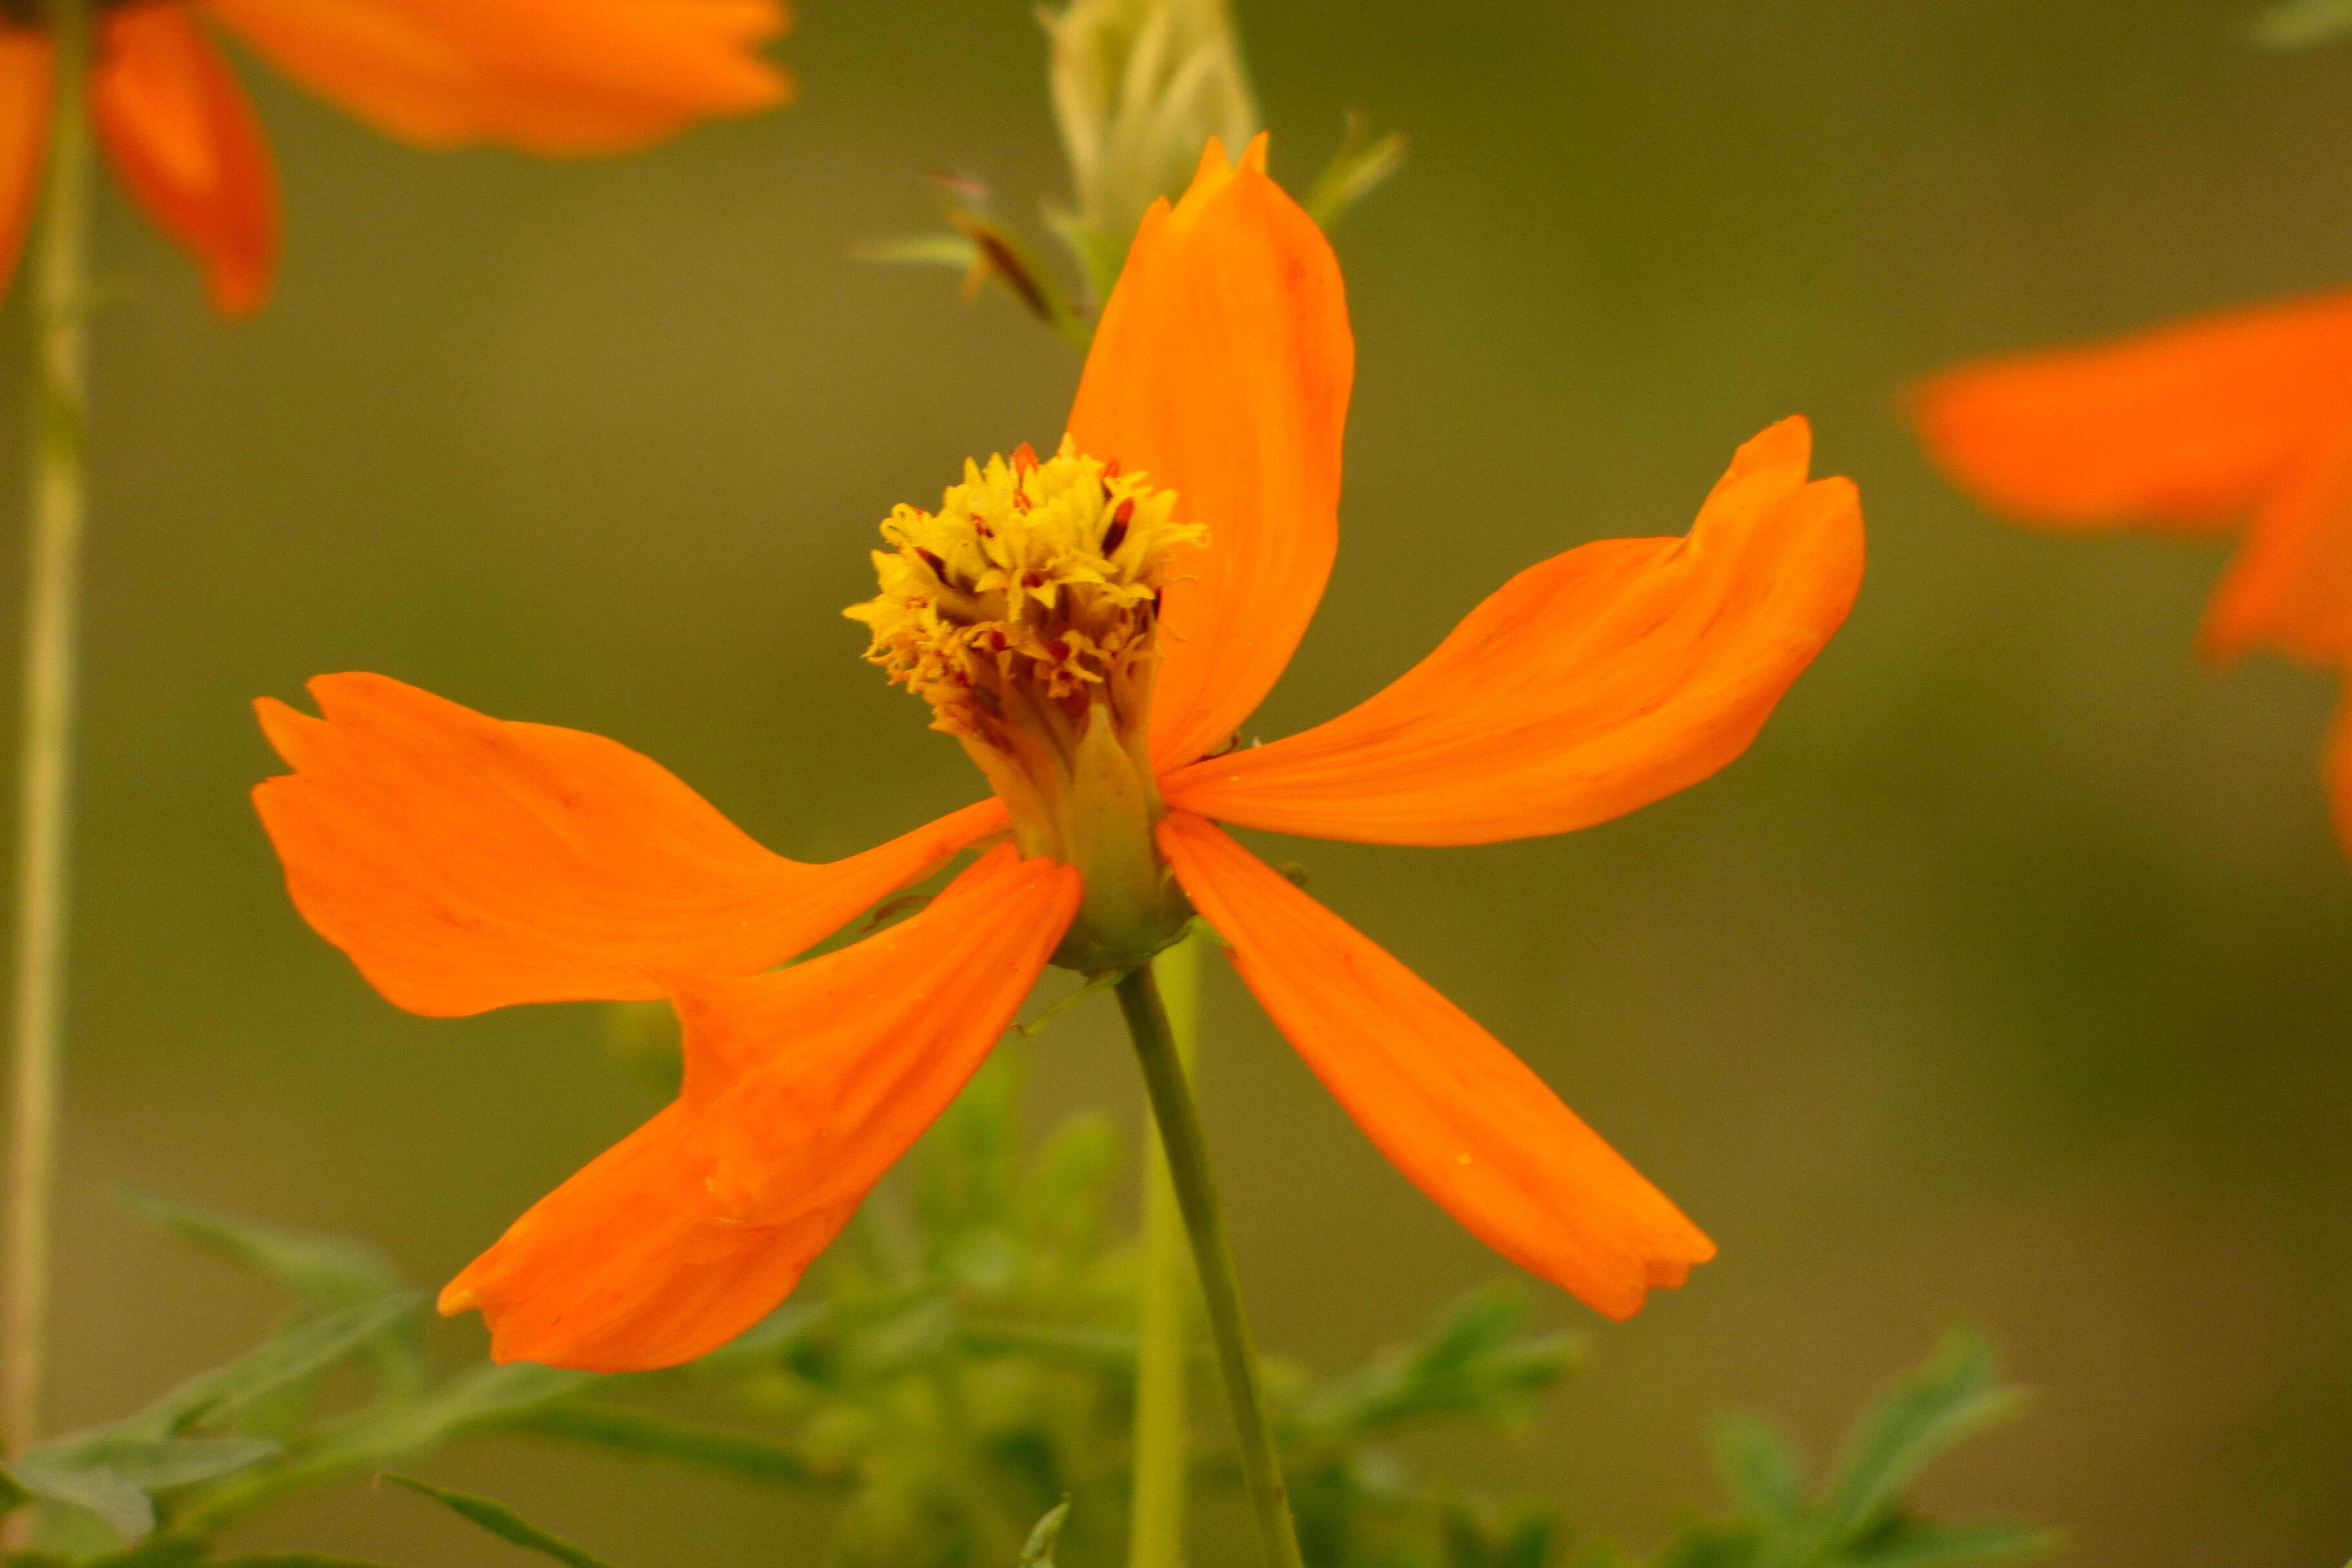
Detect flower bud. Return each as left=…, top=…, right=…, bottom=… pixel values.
left=1041, top=0, right=1259, bottom=295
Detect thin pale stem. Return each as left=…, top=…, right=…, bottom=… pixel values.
left=1127, top=928, right=1200, bottom=1568
left=5, top=0, right=96, bottom=1460
left=1114, top=962, right=1302, bottom=1568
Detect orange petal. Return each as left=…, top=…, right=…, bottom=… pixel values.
left=1163, top=418, right=1864, bottom=845
left=253, top=672, right=1007, bottom=1016
left=1159, top=812, right=1714, bottom=1318
left=0, top=26, right=52, bottom=308
left=202, top=0, right=790, bottom=155
left=92, top=6, right=280, bottom=317
left=2197, top=422, right=2352, bottom=668
left=441, top=843, right=1079, bottom=1371
left=1066, top=135, right=1353, bottom=772
left=1913, top=287, right=2352, bottom=534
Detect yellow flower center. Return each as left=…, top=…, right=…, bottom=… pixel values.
left=845, top=436, right=1200, bottom=972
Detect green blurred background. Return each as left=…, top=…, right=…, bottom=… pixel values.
left=5, top=0, right=2349, bottom=1562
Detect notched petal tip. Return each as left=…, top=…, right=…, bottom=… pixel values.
left=251, top=671, right=1006, bottom=1016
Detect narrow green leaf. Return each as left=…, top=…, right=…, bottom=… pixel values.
left=1300, top=1284, right=1581, bottom=1438
left=173, top=1364, right=596, bottom=1534
left=0, top=1464, right=29, bottom=1516
left=1820, top=1329, right=2030, bottom=1546
left=2250, top=0, right=2352, bottom=47
left=1850, top=1519, right=2055, bottom=1568
left=1015, top=1500, right=1070, bottom=1567
left=500, top=1403, right=830, bottom=1489
left=384, top=1475, right=620, bottom=1568
left=7, top=1464, right=152, bottom=1545
left=68, top=1438, right=279, bottom=1492
left=122, top=1296, right=421, bottom=1438
left=1712, top=1413, right=1808, bottom=1523
left=113, top=1189, right=401, bottom=1310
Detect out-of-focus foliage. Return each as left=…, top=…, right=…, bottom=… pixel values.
left=1594, top=1331, right=2050, bottom=1568
left=2249, top=0, right=2352, bottom=48
left=0, top=1054, right=2041, bottom=1568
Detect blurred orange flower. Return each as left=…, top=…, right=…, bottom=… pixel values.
left=253, top=138, right=1865, bottom=1372
left=0, top=0, right=791, bottom=315
left=1916, top=289, right=2352, bottom=856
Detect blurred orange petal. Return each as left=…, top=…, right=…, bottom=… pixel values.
left=1164, top=418, right=1863, bottom=845
left=1914, top=287, right=2352, bottom=534
left=441, top=843, right=1079, bottom=1371
left=0, top=27, right=51, bottom=306
left=1066, top=135, right=1353, bottom=772
left=2198, top=425, right=2352, bottom=668
left=1159, top=812, right=1714, bottom=1319
left=253, top=672, right=1006, bottom=1016
left=92, top=5, right=280, bottom=317
left=204, top=0, right=791, bottom=155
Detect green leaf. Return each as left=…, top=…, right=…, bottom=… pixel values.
left=1306, top=112, right=1407, bottom=230
left=2249, top=0, right=2352, bottom=47
left=1652, top=1521, right=1765, bottom=1568
left=1015, top=1500, right=1070, bottom=1567
left=173, top=1363, right=596, bottom=1535
left=121, top=1295, right=421, bottom=1439
left=116, top=1190, right=422, bottom=1404
left=1299, top=1284, right=1582, bottom=1440
left=500, top=1403, right=829, bottom=1489
left=113, top=1190, right=401, bottom=1311
left=6, top=1462, right=153, bottom=1546
left=1847, top=1519, right=2055, bottom=1568
left=1713, top=1414, right=1808, bottom=1523
left=0, top=1464, right=29, bottom=1516
left=1008, top=1113, right=1118, bottom=1255
left=384, top=1475, right=620, bottom=1568
left=67, top=1438, right=280, bottom=1492
left=82, top=1533, right=208, bottom=1568
left=1819, top=1329, right=2030, bottom=1548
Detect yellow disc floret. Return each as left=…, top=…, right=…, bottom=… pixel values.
left=845, top=436, right=1203, bottom=974
left=845, top=436, right=1199, bottom=735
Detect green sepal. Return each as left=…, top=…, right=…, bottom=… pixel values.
left=1306, top=112, right=1407, bottom=230
left=1015, top=1500, right=1070, bottom=1567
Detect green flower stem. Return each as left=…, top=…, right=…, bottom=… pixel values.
left=5, top=0, right=95, bottom=1462
left=1115, top=959, right=1302, bottom=1568
left=1127, top=928, right=1200, bottom=1568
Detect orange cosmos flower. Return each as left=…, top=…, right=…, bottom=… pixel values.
left=253, top=137, right=1866, bottom=1373
left=0, top=0, right=790, bottom=316
left=1915, top=288, right=2352, bottom=856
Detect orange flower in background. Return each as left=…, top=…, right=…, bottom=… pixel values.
left=0, top=0, right=791, bottom=316
left=254, top=138, right=1866, bottom=1373
left=1916, top=288, right=2352, bottom=856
